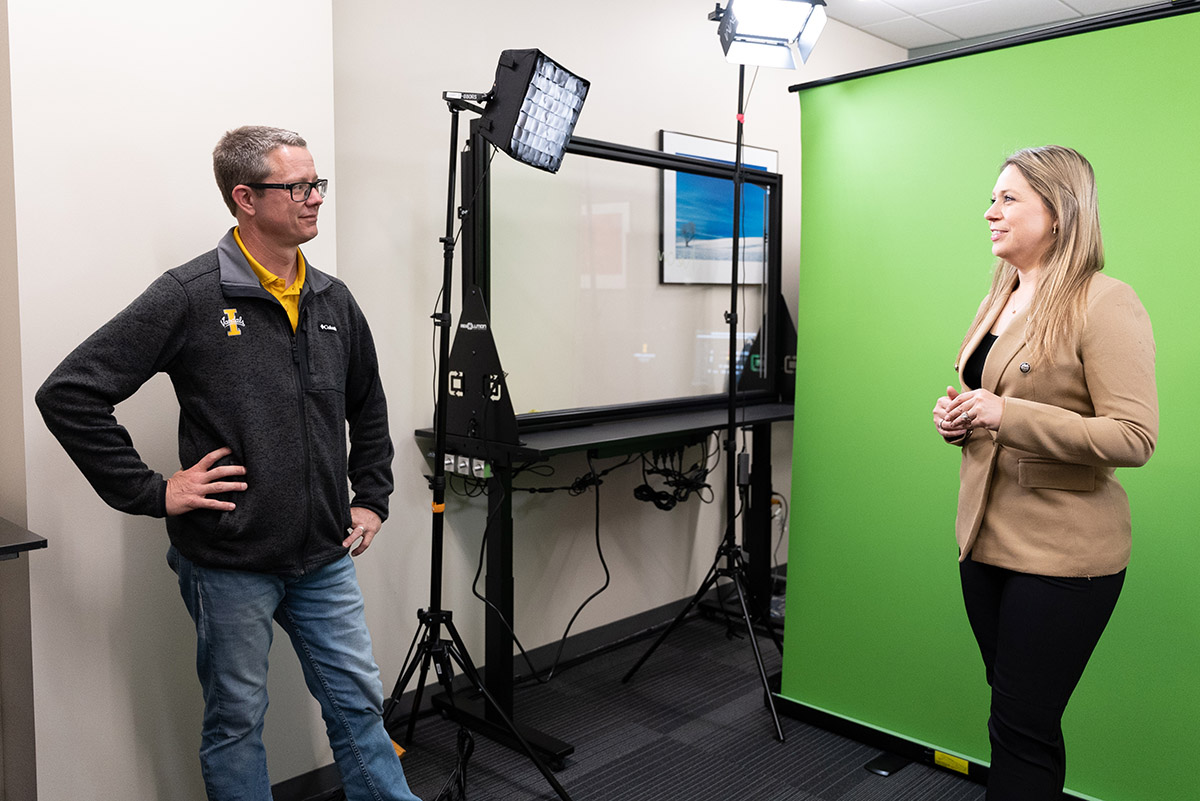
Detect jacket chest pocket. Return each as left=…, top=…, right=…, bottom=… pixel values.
left=1018, top=458, right=1095, bottom=492
left=300, top=322, right=349, bottom=392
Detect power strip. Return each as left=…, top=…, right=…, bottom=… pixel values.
left=442, top=453, right=492, bottom=479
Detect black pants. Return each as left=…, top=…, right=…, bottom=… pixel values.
left=960, top=557, right=1125, bottom=801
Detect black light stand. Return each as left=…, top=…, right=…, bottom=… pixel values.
left=382, top=96, right=573, bottom=801
left=621, top=62, right=786, bottom=741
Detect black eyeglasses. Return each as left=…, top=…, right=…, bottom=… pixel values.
left=245, top=179, right=328, bottom=202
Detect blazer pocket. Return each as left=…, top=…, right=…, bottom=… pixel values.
left=1018, top=458, right=1095, bottom=492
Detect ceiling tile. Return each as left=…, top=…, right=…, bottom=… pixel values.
left=1061, top=0, right=1152, bottom=13
left=824, top=0, right=910, bottom=27
left=919, top=0, right=1077, bottom=39
left=884, top=0, right=980, bottom=14
left=861, top=15, right=959, bottom=48
left=826, top=0, right=1159, bottom=52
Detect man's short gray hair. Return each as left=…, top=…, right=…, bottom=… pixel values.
left=213, top=126, right=308, bottom=216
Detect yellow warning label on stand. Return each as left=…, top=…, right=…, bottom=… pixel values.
left=934, top=751, right=970, bottom=775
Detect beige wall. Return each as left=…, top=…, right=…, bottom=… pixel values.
left=5, top=2, right=904, bottom=798
left=10, top=2, right=339, bottom=797
left=0, top=0, right=34, bottom=798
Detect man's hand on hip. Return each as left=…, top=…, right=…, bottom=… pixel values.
left=166, top=446, right=247, bottom=516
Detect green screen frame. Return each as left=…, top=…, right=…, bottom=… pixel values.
left=782, top=11, right=1200, bottom=801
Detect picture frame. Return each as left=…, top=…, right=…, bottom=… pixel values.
left=660, top=130, right=778, bottom=285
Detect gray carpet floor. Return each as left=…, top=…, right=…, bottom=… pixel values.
left=394, top=615, right=987, bottom=801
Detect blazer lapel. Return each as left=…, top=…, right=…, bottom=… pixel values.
left=981, top=322, right=1026, bottom=392
left=958, top=283, right=1014, bottom=388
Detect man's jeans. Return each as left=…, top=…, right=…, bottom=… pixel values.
left=168, top=547, right=420, bottom=801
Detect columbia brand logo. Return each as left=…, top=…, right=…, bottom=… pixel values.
left=320, top=323, right=338, bottom=332
left=221, top=308, right=245, bottom=336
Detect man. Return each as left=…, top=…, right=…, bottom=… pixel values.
left=36, top=126, right=421, bottom=801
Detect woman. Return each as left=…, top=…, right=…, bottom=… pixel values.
left=932, top=145, right=1157, bottom=799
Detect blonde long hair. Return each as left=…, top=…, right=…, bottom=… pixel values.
left=960, top=145, right=1104, bottom=364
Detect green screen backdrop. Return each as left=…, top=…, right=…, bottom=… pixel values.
left=782, top=12, right=1200, bottom=801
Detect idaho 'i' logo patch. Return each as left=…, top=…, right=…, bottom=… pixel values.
left=221, top=308, right=245, bottom=337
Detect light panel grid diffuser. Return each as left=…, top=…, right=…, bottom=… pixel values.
left=510, top=54, right=589, bottom=172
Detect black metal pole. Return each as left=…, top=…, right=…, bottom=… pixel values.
left=429, top=104, right=460, bottom=625
left=623, top=63, right=784, bottom=742
left=725, top=64, right=744, bottom=541
left=385, top=99, right=574, bottom=801
left=386, top=102, right=460, bottom=748
left=727, top=63, right=784, bottom=741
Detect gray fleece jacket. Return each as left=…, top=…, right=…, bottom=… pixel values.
left=36, top=229, right=394, bottom=576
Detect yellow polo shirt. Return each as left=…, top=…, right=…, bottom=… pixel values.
left=233, top=227, right=306, bottom=332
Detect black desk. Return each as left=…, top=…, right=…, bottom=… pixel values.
left=0, top=517, right=47, bottom=561
left=415, top=401, right=793, bottom=764
left=0, top=516, right=44, bottom=800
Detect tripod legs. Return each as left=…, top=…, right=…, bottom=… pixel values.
left=712, top=553, right=785, bottom=657
left=385, top=609, right=573, bottom=801
left=724, top=558, right=785, bottom=741
left=383, top=613, right=446, bottom=749
left=622, top=541, right=785, bottom=742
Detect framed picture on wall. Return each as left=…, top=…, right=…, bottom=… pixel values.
left=660, top=130, right=778, bottom=285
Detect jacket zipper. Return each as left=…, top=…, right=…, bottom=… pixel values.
left=290, top=303, right=314, bottom=574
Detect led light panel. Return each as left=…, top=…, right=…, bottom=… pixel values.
left=718, top=0, right=827, bottom=69
left=479, top=49, right=589, bottom=173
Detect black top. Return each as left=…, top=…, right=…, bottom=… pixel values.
left=964, top=332, right=998, bottom=390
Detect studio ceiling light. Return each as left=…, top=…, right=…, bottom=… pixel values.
left=476, top=49, right=590, bottom=173
left=716, top=0, right=827, bottom=70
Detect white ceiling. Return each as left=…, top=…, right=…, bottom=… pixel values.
left=825, top=0, right=1156, bottom=52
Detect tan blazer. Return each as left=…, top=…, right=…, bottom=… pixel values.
left=953, top=272, right=1158, bottom=577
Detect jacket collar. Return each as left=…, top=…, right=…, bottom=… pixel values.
left=216, top=227, right=333, bottom=298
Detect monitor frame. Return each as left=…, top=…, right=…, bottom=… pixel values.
left=460, top=124, right=788, bottom=433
